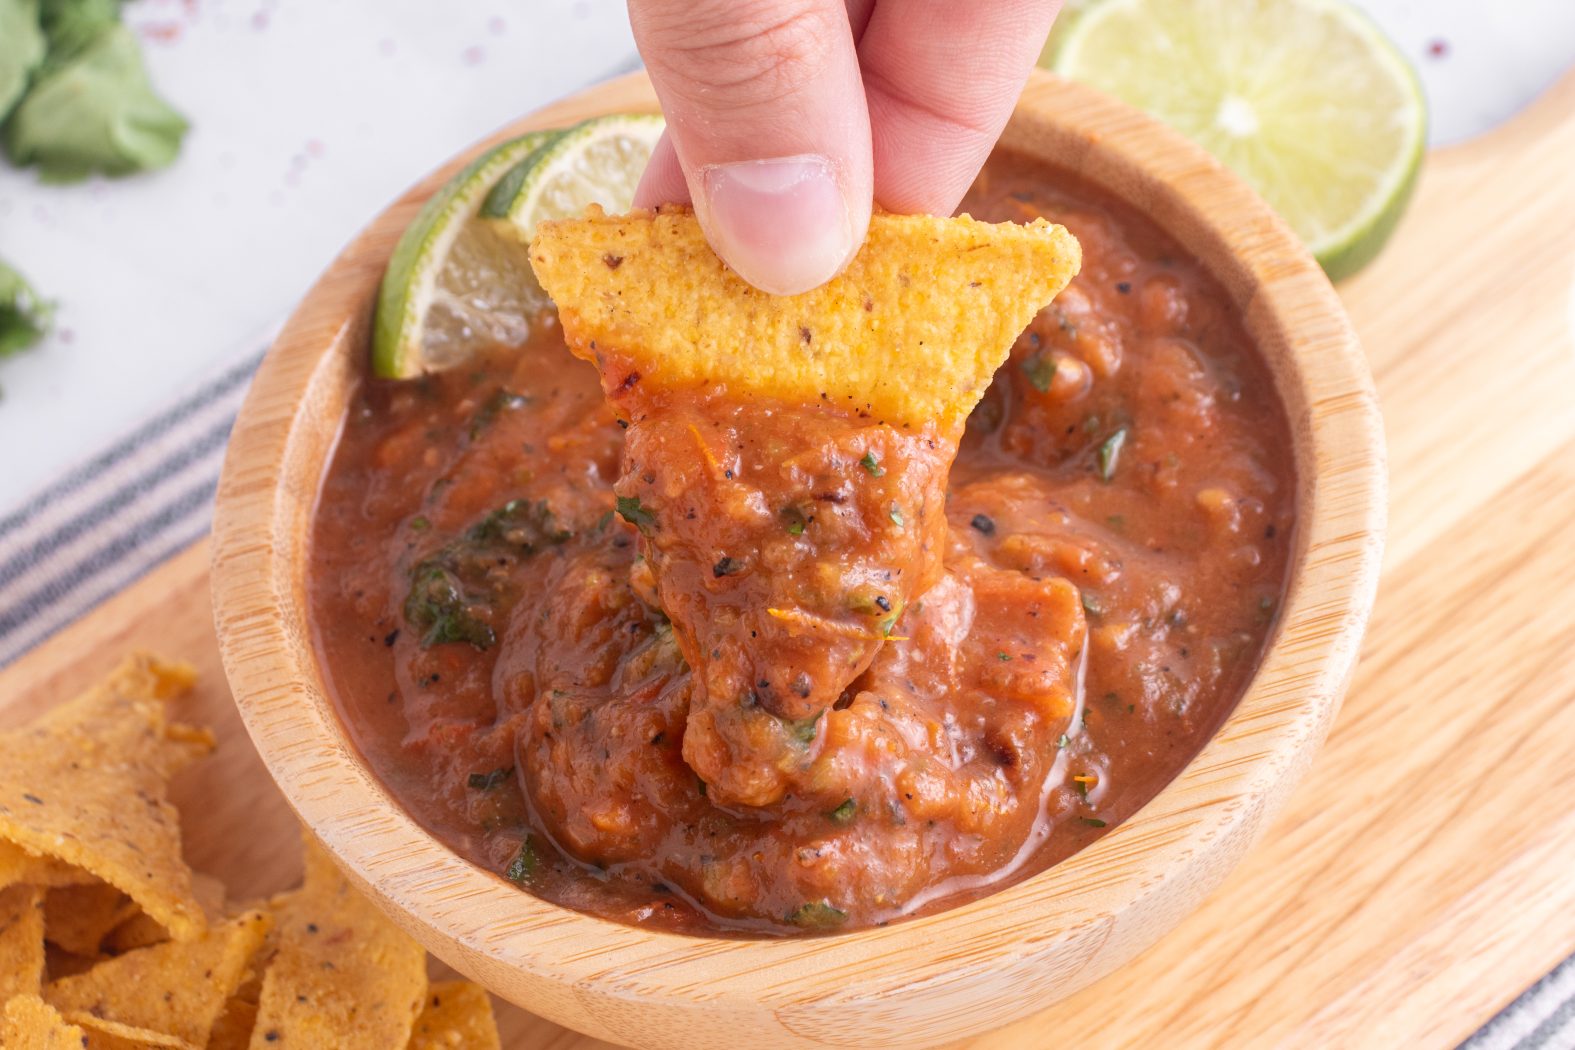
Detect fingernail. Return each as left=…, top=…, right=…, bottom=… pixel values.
left=697, top=155, right=855, bottom=296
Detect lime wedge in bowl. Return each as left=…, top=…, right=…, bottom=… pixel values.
left=373, top=113, right=665, bottom=380
left=1052, top=0, right=1426, bottom=280
left=486, top=113, right=665, bottom=237
left=373, top=131, right=560, bottom=379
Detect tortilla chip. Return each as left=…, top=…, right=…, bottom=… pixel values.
left=204, top=997, right=257, bottom=1050
left=42, top=882, right=139, bottom=956
left=1, top=994, right=178, bottom=1049
left=0, top=995, right=89, bottom=1050
left=104, top=871, right=230, bottom=955
left=249, top=834, right=427, bottom=1048
left=66, top=1016, right=186, bottom=1049
left=45, top=908, right=270, bottom=1049
left=0, top=840, right=92, bottom=892
left=529, top=206, right=1081, bottom=430
left=0, top=653, right=210, bottom=941
left=406, top=980, right=502, bottom=1050
left=0, top=882, right=45, bottom=1001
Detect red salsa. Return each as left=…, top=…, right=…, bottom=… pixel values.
left=309, top=154, right=1296, bottom=935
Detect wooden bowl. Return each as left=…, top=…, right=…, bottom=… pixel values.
left=212, top=70, right=1384, bottom=1049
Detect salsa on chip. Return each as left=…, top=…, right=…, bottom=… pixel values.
left=530, top=206, right=1081, bottom=806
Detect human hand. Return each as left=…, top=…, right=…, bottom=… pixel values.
left=629, top=0, right=1062, bottom=295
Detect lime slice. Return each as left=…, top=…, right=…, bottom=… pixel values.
left=1036, top=0, right=1095, bottom=68
left=1053, top=0, right=1426, bottom=280
left=373, top=130, right=559, bottom=379
left=490, top=113, right=665, bottom=237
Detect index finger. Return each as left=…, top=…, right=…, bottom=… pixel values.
left=858, top=0, right=1062, bottom=215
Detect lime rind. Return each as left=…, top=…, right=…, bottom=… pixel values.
left=1052, top=0, right=1426, bottom=280
left=478, top=134, right=562, bottom=220
left=498, top=113, right=665, bottom=236
left=372, top=130, right=555, bottom=380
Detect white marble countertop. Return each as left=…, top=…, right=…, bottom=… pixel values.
left=1, top=0, right=1571, bottom=509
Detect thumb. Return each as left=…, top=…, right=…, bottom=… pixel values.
left=629, top=0, right=872, bottom=295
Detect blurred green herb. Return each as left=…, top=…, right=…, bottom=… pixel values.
left=0, top=257, right=51, bottom=359
left=1, top=0, right=188, bottom=183
left=0, top=0, right=46, bottom=121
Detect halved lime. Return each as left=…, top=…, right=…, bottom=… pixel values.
left=488, top=113, right=665, bottom=237
left=1036, top=0, right=1095, bottom=68
left=373, top=130, right=559, bottom=380
left=1052, top=0, right=1426, bottom=280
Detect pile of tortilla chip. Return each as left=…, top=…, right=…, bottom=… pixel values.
left=0, top=653, right=501, bottom=1049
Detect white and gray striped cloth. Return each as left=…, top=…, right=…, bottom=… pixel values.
left=0, top=340, right=1568, bottom=1050
left=0, top=346, right=261, bottom=667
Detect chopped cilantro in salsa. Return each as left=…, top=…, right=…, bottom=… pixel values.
left=403, top=498, right=571, bottom=650
left=616, top=495, right=657, bottom=530
left=505, top=838, right=542, bottom=885
left=1023, top=352, right=1058, bottom=392
left=786, top=900, right=848, bottom=929
left=1097, top=427, right=1128, bottom=481
left=467, top=767, right=513, bottom=791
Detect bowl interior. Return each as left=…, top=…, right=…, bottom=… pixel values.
left=212, top=69, right=1383, bottom=1049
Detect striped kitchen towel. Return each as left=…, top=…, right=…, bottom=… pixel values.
left=0, top=343, right=264, bottom=668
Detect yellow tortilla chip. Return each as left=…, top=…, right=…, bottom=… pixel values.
left=0, top=653, right=210, bottom=941
left=0, top=840, right=92, bottom=892
left=44, top=943, right=103, bottom=982
left=249, top=833, right=427, bottom=1048
left=0, top=882, right=45, bottom=1001
left=1, top=994, right=177, bottom=1049
left=1, top=995, right=89, bottom=1050
left=104, top=871, right=229, bottom=955
left=67, top=1017, right=186, bottom=1049
left=44, top=908, right=270, bottom=1049
left=43, top=882, right=139, bottom=956
left=204, top=998, right=257, bottom=1050
left=406, top=980, right=502, bottom=1050
left=529, top=206, right=1081, bottom=430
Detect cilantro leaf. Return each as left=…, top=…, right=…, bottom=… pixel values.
left=38, top=0, right=121, bottom=72
left=5, top=23, right=188, bottom=182
left=0, top=257, right=52, bottom=359
left=0, top=0, right=46, bottom=121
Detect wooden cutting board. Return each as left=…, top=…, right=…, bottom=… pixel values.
left=3, top=71, right=1573, bottom=1050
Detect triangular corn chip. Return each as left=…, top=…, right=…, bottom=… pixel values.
left=45, top=908, right=270, bottom=1048
left=204, top=998, right=258, bottom=1050
left=406, top=981, right=501, bottom=1050
left=59, top=1016, right=185, bottom=1048
left=529, top=205, right=1080, bottom=430
left=43, top=883, right=139, bottom=956
left=0, top=840, right=92, bottom=892
left=1, top=994, right=177, bottom=1049
left=249, top=833, right=427, bottom=1048
left=1, top=995, right=89, bottom=1049
left=104, top=870, right=230, bottom=955
left=0, top=653, right=210, bottom=941
left=0, top=882, right=45, bottom=1002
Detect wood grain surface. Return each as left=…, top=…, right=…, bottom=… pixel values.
left=2, top=70, right=1571, bottom=1048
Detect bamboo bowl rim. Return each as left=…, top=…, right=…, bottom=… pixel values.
left=212, top=70, right=1385, bottom=1047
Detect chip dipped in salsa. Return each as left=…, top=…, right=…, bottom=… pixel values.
left=528, top=206, right=1082, bottom=810
left=309, top=153, right=1297, bottom=935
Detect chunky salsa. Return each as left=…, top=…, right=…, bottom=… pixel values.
left=309, top=153, right=1296, bottom=935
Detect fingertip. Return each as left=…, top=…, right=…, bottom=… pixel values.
left=698, top=154, right=866, bottom=296
left=633, top=131, right=691, bottom=209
